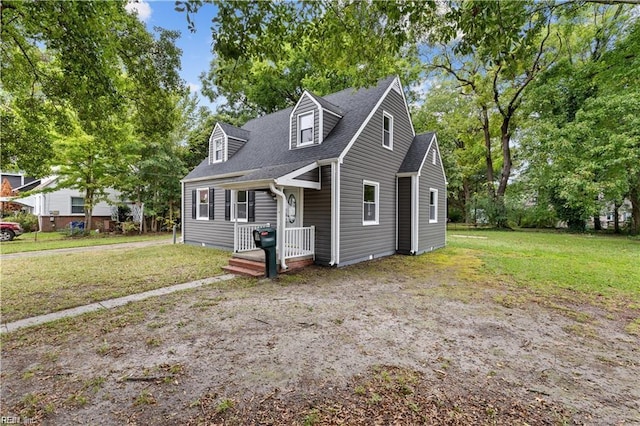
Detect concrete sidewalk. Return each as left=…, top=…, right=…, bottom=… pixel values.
left=0, top=274, right=237, bottom=334
left=1, top=238, right=173, bottom=260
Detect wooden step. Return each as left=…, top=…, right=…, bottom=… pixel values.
left=228, top=257, right=265, bottom=272
left=223, top=264, right=265, bottom=278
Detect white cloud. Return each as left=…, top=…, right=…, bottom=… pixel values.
left=125, top=1, right=152, bottom=22
left=187, top=82, right=200, bottom=93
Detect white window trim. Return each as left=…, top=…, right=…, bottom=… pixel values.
left=362, top=180, right=380, bottom=226
left=429, top=188, right=438, bottom=224
left=212, top=137, right=225, bottom=163
left=382, top=111, right=393, bottom=151
left=70, top=197, right=85, bottom=215
left=297, top=111, right=315, bottom=147
left=232, top=190, right=248, bottom=223
left=196, top=188, right=209, bottom=220
left=432, top=149, right=437, bottom=165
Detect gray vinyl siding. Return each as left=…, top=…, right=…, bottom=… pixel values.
left=397, top=177, right=412, bottom=254
left=340, top=88, right=414, bottom=263
left=290, top=94, right=320, bottom=147
left=418, top=146, right=446, bottom=253
left=183, top=180, right=276, bottom=250
left=228, top=137, right=245, bottom=158
left=323, top=111, right=341, bottom=139
left=303, top=165, right=332, bottom=264
left=209, top=126, right=226, bottom=163
left=296, top=168, right=320, bottom=182
left=254, top=190, right=277, bottom=225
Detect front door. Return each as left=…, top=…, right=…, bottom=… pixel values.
left=284, top=188, right=301, bottom=228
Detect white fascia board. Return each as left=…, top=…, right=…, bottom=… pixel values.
left=396, top=172, right=418, bottom=178
left=323, top=107, right=343, bottom=118
left=416, top=135, right=436, bottom=178
left=275, top=178, right=321, bottom=190
left=395, top=75, right=415, bottom=137
left=433, top=135, right=448, bottom=184
left=338, top=77, right=398, bottom=164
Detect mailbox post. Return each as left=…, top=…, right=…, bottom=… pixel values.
left=253, top=227, right=277, bottom=278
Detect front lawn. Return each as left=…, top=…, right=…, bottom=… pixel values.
left=0, top=232, right=172, bottom=255
left=0, top=245, right=231, bottom=323
left=447, top=229, right=640, bottom=298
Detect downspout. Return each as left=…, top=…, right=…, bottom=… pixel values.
left=180, top=181, right=185, bottom=243
left=329, top=162, right=336, bottom=266
left=335, top=160, right=341, bottom=265
left=269, top=182, right=288, bottom=270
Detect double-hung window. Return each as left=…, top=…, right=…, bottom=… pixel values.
left=363, top=181, right=379, bottom=225
left=71, top=197, right=85, bottom=214
left=236, top=190, right=248, bottom=221
left=382, top=111, right=393, bottom=150
left=197, top=188, right=209, bottom=219
left=429, top=188, right=438, bottom=223
left=298, top=112, right=314, bottom=145
left=213, top=138, right=224, bottom=162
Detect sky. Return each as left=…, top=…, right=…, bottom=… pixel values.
left=125, top=0, right=220, bottom=110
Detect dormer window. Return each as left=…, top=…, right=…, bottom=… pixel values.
left=382, top=111, right=393, bottom=150
left=298, top=112, right=314, bottom=146
left=213, top=137, right=224, bottom=163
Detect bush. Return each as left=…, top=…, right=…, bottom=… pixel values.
left=2, top=212, right=39, bottom=232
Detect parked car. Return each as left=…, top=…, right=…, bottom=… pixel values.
left=0, top=222, right=24, bottom=241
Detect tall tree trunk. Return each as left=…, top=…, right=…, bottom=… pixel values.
left=613, top=202, right=620, bottom=234
left=463, top=180, right=471, bottom=224
left=496, top=123, right=512, bottom=198
left=84, top=187, right=93, bottom=234
left=593, top=215, right=602, bottom=231
left=630, top=183, right=640, bottom=236
left=481, top=106, right=495, bottom=199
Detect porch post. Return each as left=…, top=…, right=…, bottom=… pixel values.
left=233, top=190, right=238, bottom=252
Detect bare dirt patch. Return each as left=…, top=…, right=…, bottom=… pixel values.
left=1, top=260, right=638, bottom=425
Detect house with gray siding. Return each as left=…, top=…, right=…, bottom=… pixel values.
left=182, top=76, right=447, bottom=272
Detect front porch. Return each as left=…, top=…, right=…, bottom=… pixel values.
left=224, top=222, right=316, bottom=277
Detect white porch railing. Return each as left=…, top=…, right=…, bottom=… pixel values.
left=235, top=223, right=270, bottom=252
left=284, top=226, right=315, bottom=260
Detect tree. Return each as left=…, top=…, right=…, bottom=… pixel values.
left=522, top=4, right=639, bottom=232
left=181, top=0, right=425, bottom=116
left=2, top=0, right=186, bottom=232
left=413, top=81, right=491, bottom=224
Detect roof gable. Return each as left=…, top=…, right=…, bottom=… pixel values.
left=184, top=76, right=400, bottom=182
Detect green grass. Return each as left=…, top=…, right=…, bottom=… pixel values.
left=0, top=245, right=231, bottom=322
left=447, top=230, right=640, bottom=298
left=0, top=232, right=172, bottom=254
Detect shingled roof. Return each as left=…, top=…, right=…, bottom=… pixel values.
left=399, top=132, right=436, bottom=174
left=183, top=76, right=396, bottom=182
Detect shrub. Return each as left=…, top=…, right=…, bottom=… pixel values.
left=3, top=212, right=39, bottom=232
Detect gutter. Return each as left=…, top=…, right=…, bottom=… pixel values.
left=269, top=182, right=288, bottom=271
left=181, top=169, right=258, bottom=184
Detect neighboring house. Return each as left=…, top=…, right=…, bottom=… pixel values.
left=12, top=175, right=124, bottom=232
left=182, top=76, right=447, bottom=269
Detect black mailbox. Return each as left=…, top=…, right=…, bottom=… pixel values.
left=253, top=227, right=277, bottom=278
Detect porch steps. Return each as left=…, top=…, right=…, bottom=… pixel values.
left=223, top=256, right=315, bottom=278
left=223, top=258, right=265, bottom=278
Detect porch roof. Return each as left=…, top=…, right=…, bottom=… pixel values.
left=218, top=161, right=318, bottom=190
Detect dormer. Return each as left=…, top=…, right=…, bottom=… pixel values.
left=208, top=122, right=250, bottom=164
left=289, top=91, right=343, bottom=149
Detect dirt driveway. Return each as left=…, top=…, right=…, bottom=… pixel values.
left=1, top=256, right=638, bottom=425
